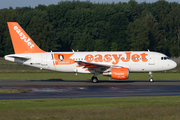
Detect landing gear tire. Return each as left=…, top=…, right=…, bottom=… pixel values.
left=92, top=76, right=98, bottom=83
left=149, top=78, right=154, bottom=82
left=149, top=72, right=153, bottom=82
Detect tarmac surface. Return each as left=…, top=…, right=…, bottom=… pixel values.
left=1, top=80, right=180, bottom=99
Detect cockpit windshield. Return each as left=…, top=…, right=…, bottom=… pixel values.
left=161, top=57, right=170, bottom=60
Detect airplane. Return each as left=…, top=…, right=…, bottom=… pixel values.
left=4, top=22, right=177, bottom=83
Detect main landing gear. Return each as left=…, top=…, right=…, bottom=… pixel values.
left=91, top=76, right=98, bottom=83
left=149, top=71, right=154, bottom=82
left=91, top=72, right=100, bottom=83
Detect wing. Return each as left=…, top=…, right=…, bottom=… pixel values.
left=76, top=61, right=124, bottom=72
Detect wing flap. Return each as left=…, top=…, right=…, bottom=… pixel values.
left=76, top=61, right=123, bottom=68
left=76, top=61, right=123, bottom=69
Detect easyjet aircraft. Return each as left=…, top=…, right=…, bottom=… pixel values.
left=5, top=22, right=177, bottom=83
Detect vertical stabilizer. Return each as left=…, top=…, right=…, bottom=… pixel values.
left=7, top=22, right=45, bottom=54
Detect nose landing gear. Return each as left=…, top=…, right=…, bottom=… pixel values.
left=149, top=72, right=154, bottom=82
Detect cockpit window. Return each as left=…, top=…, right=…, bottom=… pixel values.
left=161, top=57, right=170, bottom=60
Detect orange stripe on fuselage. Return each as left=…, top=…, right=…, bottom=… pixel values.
left=53, top=53, right=75, bottom=65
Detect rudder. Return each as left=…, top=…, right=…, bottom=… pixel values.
left=7, top=22, right=45, bottom=54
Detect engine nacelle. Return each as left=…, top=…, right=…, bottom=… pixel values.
left=103, top=68, right=129, bottom=79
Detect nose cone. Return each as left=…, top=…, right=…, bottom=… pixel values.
left=171, top=60, right=177, bottom=69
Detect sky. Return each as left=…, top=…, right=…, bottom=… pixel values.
left=1, top=0, right=180, bottom=9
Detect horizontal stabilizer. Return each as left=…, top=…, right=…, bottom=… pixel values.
left=4, top=54, right=30, bottom=61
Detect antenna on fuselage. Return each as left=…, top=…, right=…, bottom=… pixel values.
left=51, top=51, right=54, bottom=59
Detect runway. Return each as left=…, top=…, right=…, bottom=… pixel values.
left=0, top=80, right=180, bottom=99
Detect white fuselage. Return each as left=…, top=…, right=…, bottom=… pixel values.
left=4, top=51, right=177, bottom=74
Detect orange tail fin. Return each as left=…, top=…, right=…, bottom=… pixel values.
left=7, top=22, right=45, bottom=54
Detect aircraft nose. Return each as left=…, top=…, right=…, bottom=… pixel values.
left=171, top=60, right=177, bottom=69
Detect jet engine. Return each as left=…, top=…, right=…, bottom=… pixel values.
left=103, top=68, right=129, bottom=79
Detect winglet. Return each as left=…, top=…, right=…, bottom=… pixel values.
left=7, top=22, right=46, bottom=54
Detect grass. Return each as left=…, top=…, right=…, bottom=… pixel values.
left=0, top=96, right=180, bottom=119
left=0, top=72, right=180, bottom=80
left=0, top=89, right=29, bottom=93
left=0, top=89, right=19, bottom=93
left=0, top=72, right=179, bottom=81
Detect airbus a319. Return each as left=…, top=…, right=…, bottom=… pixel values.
left=5, top=22, right=177, bottom=83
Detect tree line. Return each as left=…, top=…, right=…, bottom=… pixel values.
left=0, top=0, right=180, bottom=57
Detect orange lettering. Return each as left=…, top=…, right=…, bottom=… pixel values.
left=85, top=54, right=93, bottom=62
left=84, top=53, right=148, bottom=64
left=140, top=53, right=148, bottom=62
left=104, top=54, right=111, bottom=62
left=122, top=52, right=131, bottom=62
left=112, top=54, right=122, bottom=65
left=94, top=54, right=103, bottom=62
left=132, top=54, right=140, bottom=62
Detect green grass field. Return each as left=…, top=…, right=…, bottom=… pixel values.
left=0, top=72, right=180, bottom=81
left=0, top=96, right=180, bottom=120
left=0, top=89, right=28, bottom=93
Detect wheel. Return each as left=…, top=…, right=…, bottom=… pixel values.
left=92, top=76, right=98, bottom=83
left=149, top=78, right=154, bottom=82
left=149, top=72, right=153, bottom=82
